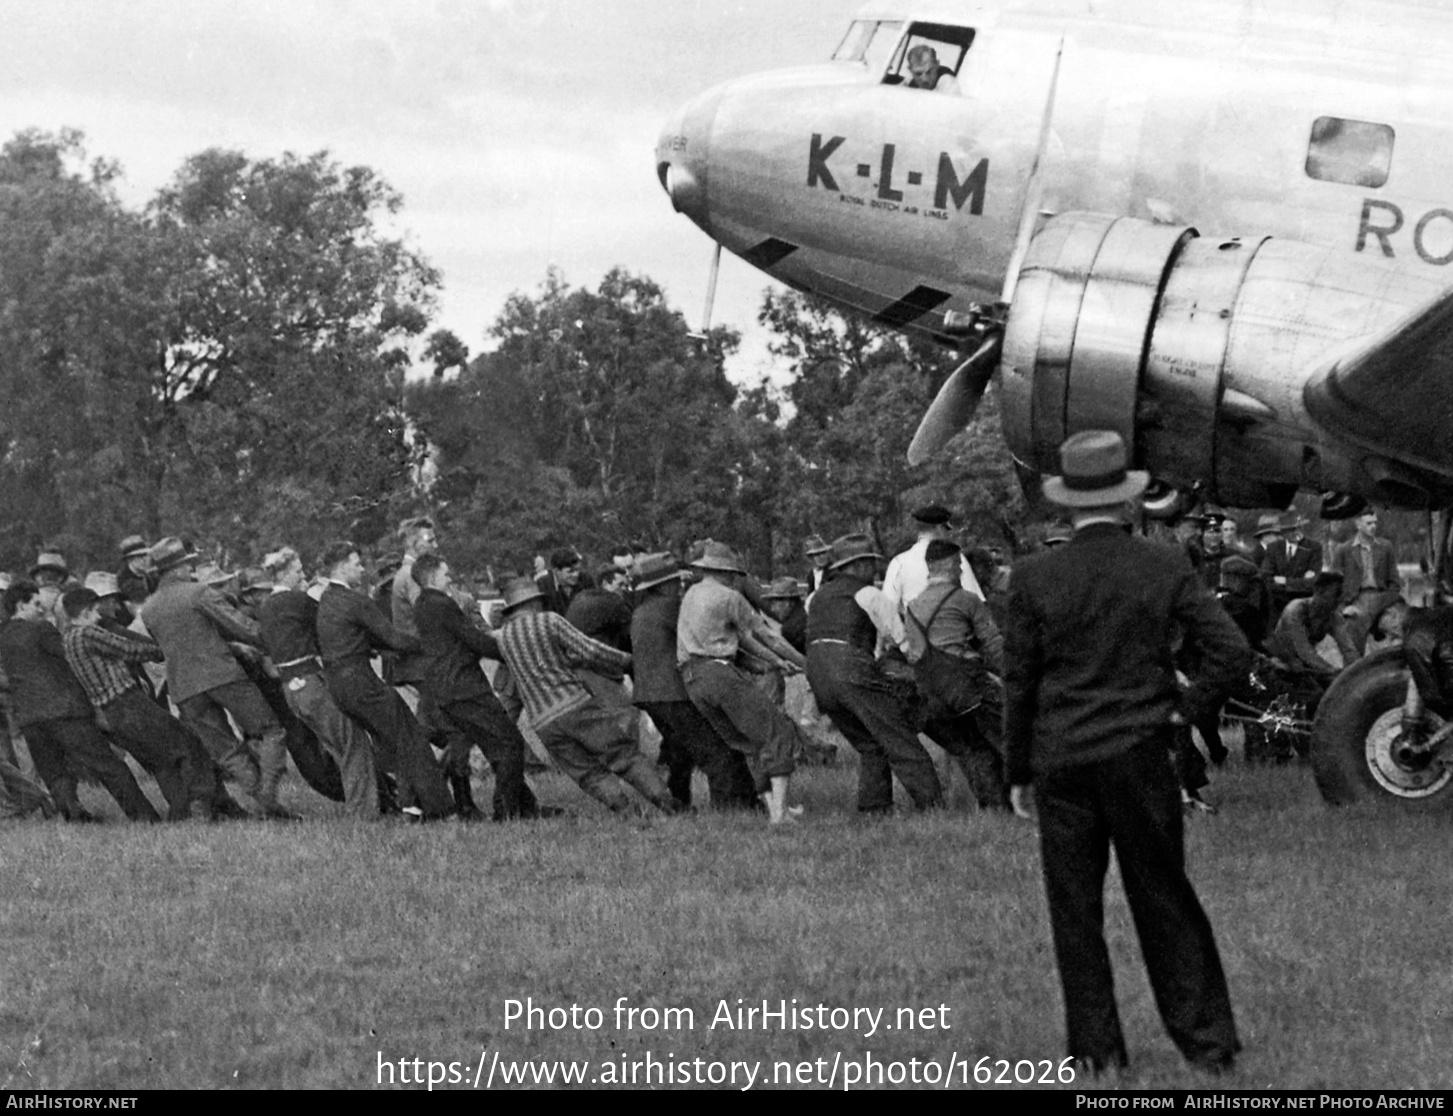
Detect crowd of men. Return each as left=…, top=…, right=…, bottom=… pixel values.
left=0, top=479, right=1407, bottom=828
left=0, top=426, right=1418, bottom=1078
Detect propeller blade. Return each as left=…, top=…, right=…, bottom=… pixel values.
left=907, top=334, right=1002, bottom=466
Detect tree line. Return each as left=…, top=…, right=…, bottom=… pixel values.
left=0, top=128, right=1023, bottom=580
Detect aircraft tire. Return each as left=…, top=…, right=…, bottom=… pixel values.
left=1311, top=648, right=1453, bottom=808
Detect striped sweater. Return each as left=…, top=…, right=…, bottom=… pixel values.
left=496, top=611, right=631, bottom=728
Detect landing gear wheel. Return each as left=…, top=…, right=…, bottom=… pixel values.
left=1311, top=648, right=1453, bottom=808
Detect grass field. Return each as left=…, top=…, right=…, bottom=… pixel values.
left=1, top=739, right=1449, bottom=1091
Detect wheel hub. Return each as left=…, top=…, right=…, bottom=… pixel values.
left=1366, top=710, right=1453, bottom=798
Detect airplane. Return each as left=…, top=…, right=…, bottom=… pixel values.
left=654, top=0, right=1453, bottom=571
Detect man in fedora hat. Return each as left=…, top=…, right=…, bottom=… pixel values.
left=1003, top=430, right=1248, bottom=1075
left=677, top=541, right=805, bottom=823
left=410, top=553, right=552, bottom=822
left=802, top=535, right=833, bottom=594
left=1256, top=511, right=1322, bottom=615
left=630, top=553, right=757, bottom=811
left=84, top=571, right=137, bottom=628
left=807, top=532, right=943, bottom=813
left=760, top=577, right=808, bottom=656
left=881, top=504, right=984, bottom=620
left=29, top=549, right=74, bottom=631
left=494, top=575, right=679, bottom=816
left=315, top=540, right=453, bottom=822
left=139, top=537, right=298, bottom=819
left=116, top=535, right=155, bottom=605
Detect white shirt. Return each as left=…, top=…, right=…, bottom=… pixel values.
left=853, top=584, right=910, bottom=657
left=881, top=537, right=983, bottom=616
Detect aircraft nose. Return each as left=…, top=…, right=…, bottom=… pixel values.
left=655, top=85, right=724, bottom=231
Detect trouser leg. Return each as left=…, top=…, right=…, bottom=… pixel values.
left=328, top=665, right=451, bottom=818
left=286, top=676, right=378, bottom=819
left=1104, top=739, right=1240, bottom=1066
left=1192, top=705, right=1227, bottom=765
left=640, top=701, right=757, bottom=809
left=684, top=661, right=797, bottom=799
left=38, top=717, right=160, bottom=822
left=817, top=694, right=893, bottom=811
left=1036, top=762, right=1126, bottom=1069
left=537, top=717, right=633, bottom=812
left=22, top=724, right=86, bottom=818
left=848, top=684, right=943, bottom=809
left=443, top=697, right=538, bottom=820
left=925, top=712, right=1008, bottom=809
left=1171, top=724, right=1210, bottom=791
left=605, top=746, right=677, bottom=812
left=102, top=690, right=193, bottom=820
left=204, top=680, right=290, bottom=808
left=177, top=691, right=261, bottom=795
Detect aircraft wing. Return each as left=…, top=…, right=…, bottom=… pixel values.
left=1304, top=285, right=1453, bottom=478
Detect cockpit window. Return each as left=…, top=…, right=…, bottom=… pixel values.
left=832, top=19, right=904, bottom=75
left=1305, top=117, right=1394, bottom=188
left=884, top=22, right=976, bottom=91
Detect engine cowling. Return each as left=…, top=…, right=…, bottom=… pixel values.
left=998, top=212, right=1441, bottom=508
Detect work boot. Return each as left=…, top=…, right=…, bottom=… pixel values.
left=449, top=771, right=486, bottom=822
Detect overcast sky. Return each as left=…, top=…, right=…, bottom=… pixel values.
left=0, top=0, right=855, bottom=382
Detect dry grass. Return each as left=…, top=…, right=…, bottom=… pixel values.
left=0, top=746, right=1449, bottom=1090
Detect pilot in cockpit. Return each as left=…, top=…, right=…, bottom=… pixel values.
left=904, top=45, right=960, bottom=94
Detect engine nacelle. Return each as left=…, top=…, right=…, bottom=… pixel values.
left=999, top=212, right=1440, bottom=508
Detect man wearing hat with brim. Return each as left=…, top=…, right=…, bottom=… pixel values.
left=139, top=537, right=297, bottom=819
left=1002, top=429, right=1248, bottom=1076
left=802, top=535, right=833, bottom=594
left=493, top=575, right=679, bottom=816
left=881, top=505, right=984, bottom=620
left=1256, top=511, right=1323, bottom=613
left=806, top=533, right=943, bottom=813
left=28, top=550, right=74, bottom=630
left=116, top=535, right=155, bottom=605
left=629, top=553, right=757, bottom=811
left=760, top=577, right=808, bottom=656
left=677, top=542, right=806, bottom=824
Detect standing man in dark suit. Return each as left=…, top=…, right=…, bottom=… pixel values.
left=1003, top=430, right=1248, bottom=1076
left=1255, top=512, right=1323, bottom=617
left=315, top=540, right=453, bottom=822
left=411, top=553, right=549, bottom=822
left=1333, top=508, right=1402, bottom=653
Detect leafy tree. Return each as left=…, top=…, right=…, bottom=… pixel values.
left=406, top=268, right=769, bottom=574
left=0, top=132, right=440, bottom=570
